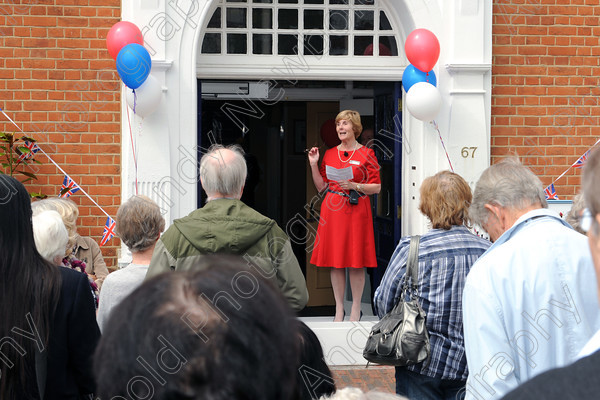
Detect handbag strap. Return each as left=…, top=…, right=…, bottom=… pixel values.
left=405, top=235, right=421, bottom=291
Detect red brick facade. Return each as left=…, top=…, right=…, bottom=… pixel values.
left=0, top=1, right=122, bottom=267
left=492, top=0, right=599, bottom=197
left=0, top=1, right=593, bottom=267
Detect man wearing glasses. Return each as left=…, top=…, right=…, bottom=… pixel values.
left=461, top=158, right=600, bottom=400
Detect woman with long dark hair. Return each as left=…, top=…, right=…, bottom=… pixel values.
left=0, top=175, right=100, bottom=399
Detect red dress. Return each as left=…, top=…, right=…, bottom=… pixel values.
left=310, top=146, right=380, bottom=269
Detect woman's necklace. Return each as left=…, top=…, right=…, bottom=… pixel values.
left=338, top=141, right=358, bottom=163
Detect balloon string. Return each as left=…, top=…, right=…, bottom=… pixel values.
left=133, top=89, right=137, bottom=114
left=432, top=120, right=454, bottom=172
left=126, top=103, right=138, bottom=195
left=136, top=118, right=143, bottom=195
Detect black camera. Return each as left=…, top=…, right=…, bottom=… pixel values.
left=348, top=190, right=359, bottom=205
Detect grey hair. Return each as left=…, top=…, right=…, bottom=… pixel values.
left=199, top=144, right=247, bottom=197
left=32, top=210, right=69, bottom=265
left=470, top=158, right=547, bottom=226
left=583, top=148, right=600, bottom=235
left=116, top=195, right=165, bottom=253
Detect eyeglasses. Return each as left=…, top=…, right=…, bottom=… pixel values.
left=579, top=208, right=593, bottom=233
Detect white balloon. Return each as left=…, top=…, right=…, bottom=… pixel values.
left=126, top=74, right=162, bottom=118
left=406, top=82, right=442, bottom=121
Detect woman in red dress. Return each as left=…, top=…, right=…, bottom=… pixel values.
left=308, top=110, right=381, bottom=321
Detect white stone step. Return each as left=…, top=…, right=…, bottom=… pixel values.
left=301, top=316, right=379, bottom=367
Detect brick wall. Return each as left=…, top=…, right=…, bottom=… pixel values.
left=331, top=366, right=396, bottom=394
left=492, top=0, right=599, bottom=198
left=0, top=1, right=122, bottom=268
left=1, top=1, right=594, bottom=269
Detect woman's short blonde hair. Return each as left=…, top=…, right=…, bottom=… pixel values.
left=419, top=170, right=472, bottom=230
left=31, top=197, right=79, bottom=253
left=335, top=110, right=363, bottom=138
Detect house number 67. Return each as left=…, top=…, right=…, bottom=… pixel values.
left=461, top=147, right=478, bottom=158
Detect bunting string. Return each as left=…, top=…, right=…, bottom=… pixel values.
left=7, top=102, right=599, bottom=236
left=542, top=137, right=600, bottom=200
left=431, top=120, right=454, bottom=172
left=0, top=107, right=113, bottom=222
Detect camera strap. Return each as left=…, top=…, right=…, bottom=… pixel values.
left=327, top=189, right=350, bottom=198
left=326, top=189, right=367, bottom=198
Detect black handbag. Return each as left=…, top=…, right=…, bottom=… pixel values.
left=363, top=235, right=431, bottom=366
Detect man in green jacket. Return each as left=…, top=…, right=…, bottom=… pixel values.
left=147, top=144, right=309, bottom=311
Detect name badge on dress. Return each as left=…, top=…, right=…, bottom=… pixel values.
left=349, top=160, right=360, bottom=165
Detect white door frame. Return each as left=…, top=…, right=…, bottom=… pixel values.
left=119, top=0, right=492, bottom=263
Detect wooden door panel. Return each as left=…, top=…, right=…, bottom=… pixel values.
left=305, top=102, right=338, bottom=306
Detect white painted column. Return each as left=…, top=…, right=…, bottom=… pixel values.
left=119, top=0, right=212, bottom=265
left=400, top=0, right=492, bottom=236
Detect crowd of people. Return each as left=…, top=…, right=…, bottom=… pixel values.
left=1, top=109, right=599, bottom=399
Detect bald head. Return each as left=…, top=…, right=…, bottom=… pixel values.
left=200, top=144, right=247, bottom=199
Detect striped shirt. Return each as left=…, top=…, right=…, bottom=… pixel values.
left=374, top=225, right=491, bottom=380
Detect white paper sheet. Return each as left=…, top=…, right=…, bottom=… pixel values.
left=326, top=165, right=354, bottom=181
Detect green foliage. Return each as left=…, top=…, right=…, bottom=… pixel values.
left=0, top=132, right=46, bottom=199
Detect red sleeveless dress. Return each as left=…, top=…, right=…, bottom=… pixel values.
left=310, top=146, right=380, bottom=269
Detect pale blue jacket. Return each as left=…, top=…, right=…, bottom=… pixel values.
left=463, top=209, right=600, bottom=400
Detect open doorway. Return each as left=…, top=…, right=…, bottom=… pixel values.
left=198, top=80, right=401, bottom=314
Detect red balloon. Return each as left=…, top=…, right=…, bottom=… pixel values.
left=404, top=29, right=440, bottom=73
left=107, top=21, right=144, bottom=61
left=320, top=119, right=340, bottom=148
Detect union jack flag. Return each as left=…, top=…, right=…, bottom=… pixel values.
left=574, top=150, right=590, bottom=169
left=544, top=183, right=559, bottom=200
left=15, top=141, right=40, bottom=162
left=100, top=217, right=116, bottom=246
left=59, top=176, right=80, bottom=198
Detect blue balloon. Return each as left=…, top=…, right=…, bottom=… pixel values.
left=116, top=43, right=151, bottom=90
left=402, top=64, right=437, bottom=92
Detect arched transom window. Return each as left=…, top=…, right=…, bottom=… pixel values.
left=200, top=0, right=399, bottom=57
